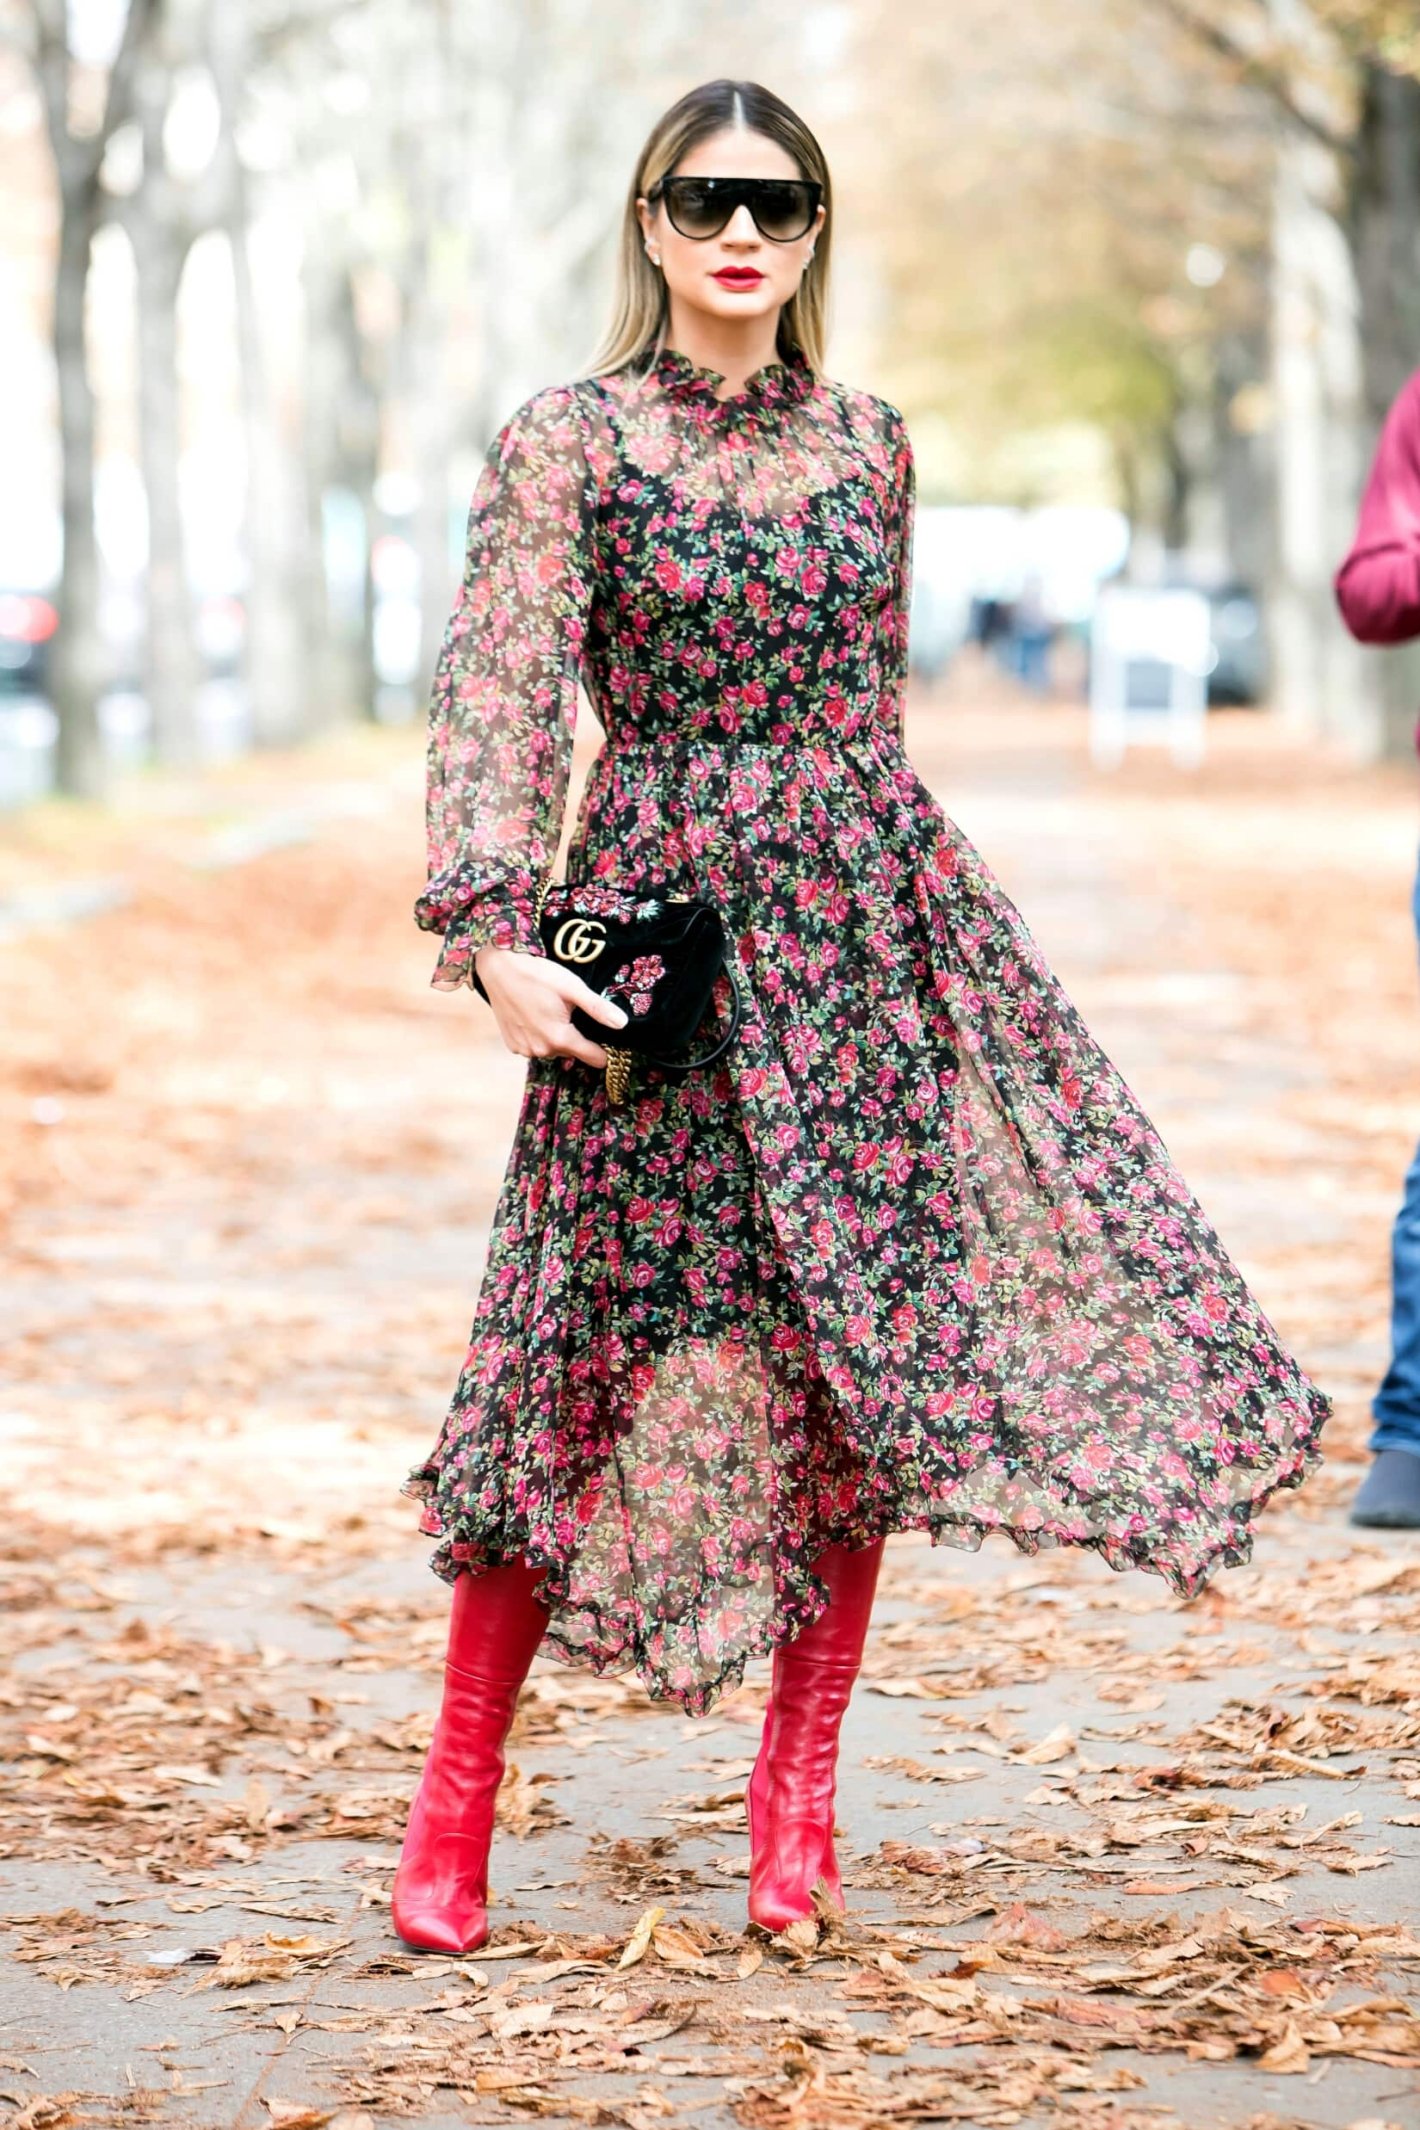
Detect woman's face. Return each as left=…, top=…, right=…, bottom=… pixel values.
left=637, top=126, right=825, bottom=337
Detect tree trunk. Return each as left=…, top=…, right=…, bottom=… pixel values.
left=28, top=0, right=156, bottom=801
left=1213, top=328, right=1275, bottom=596
left=1346, top=59, right=1420, bottom=757
left=345, top=273, right=382, bottom=726
left=1269, top=120, right=1379, bottom=755
left=408, top=242, right=461, bottom=717
left=302, top=253, right=383, bottom=727
left=299, top=245, right=343, bottom=734
left=49, top=212, right=108, bottom=800
left=130, top=215, right=203, bottom=768
left=1351, top=60, right=1420, bottom=427
left=231, top=223, right=313, bottom=748
left=1161, top=406, right=1192, bottom=559
left=209, top=3, right=312, bottom=751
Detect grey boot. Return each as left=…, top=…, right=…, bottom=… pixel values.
left=1350, top=1447, right=1420, bottom=1529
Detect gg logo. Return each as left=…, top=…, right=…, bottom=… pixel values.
left=552, top=916, right=607, bottom=964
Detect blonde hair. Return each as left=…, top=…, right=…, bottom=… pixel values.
left=584, top=78, right=831, bottom=381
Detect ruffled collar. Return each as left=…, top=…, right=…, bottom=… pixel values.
left=647, top=340, right=817, bottom=416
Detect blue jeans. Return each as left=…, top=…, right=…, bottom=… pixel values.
left=1372, top=844, right=1420, bottom=1452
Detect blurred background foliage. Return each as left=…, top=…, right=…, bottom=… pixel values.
left=3, top=0, right=1420, bottom=803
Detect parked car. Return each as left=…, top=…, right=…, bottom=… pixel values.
left=1149, top=568, right=1267, bottom=706
left=1201, top=582, right=1266, bottom=705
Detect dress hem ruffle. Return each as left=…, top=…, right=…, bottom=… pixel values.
left=400, top=1381, right=1329, bottom=1720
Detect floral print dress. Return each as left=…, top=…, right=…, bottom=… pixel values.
left=404, top=340, right=1331, bottom=1717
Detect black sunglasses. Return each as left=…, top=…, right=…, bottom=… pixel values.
left=647, top=175, right=822, bottom=244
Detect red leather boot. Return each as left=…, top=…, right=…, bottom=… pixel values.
left=391, top=1555, right=552, bottom=1953
left=746, top=1535, right=886, bottom=1933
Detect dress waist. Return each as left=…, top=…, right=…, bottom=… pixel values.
left=599, top=721, right=891, bottom=771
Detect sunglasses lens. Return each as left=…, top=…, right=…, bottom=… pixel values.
left=663, top=178, right=815, bottom=241
left=668, top=180, right=729, bottom=238
left=752, top=183, right=813, bottom=240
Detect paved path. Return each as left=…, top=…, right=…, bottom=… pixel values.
left=1, top=688, right=1417, bottom=2130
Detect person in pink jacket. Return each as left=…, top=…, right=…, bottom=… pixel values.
left=1335, top=367, right=1420, bottom=1527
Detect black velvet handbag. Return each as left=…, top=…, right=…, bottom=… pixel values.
left=469, top=876, right=744, bottom=1105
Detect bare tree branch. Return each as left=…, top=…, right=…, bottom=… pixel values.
left=23, top=0, right=72, bottom=153
left=1147, top=0, right=1355, bottom=155
left=99, top=0, right=160, bottom=144
left=20, top=0, right=160, bottom=191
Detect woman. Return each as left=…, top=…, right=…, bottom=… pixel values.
left=392, top=79, right=1331, bottom=1955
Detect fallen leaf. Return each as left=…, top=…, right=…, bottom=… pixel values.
left=618, top=1905, right=665, bottom=1968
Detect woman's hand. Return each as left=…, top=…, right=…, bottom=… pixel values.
left=474, top=945, right=629, bottom=1067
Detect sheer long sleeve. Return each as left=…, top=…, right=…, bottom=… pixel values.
left=415, top=383, right=599, bottom=991
left=876, top=405, right=916, bottom=746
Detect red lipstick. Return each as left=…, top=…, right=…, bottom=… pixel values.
left=714, top=267, right=764, bottom=287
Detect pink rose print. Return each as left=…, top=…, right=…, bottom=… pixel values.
left=404, top=339, right=1331, bottom=1719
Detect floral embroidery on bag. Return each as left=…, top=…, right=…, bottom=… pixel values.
left=603, top=952, right=668, bottom=1019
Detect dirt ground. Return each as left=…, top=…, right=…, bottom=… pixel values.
left=1, top=661, right=1418, bottom=2130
